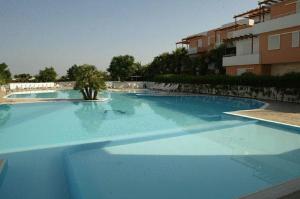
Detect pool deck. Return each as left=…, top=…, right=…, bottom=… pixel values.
left=240, top=177, right=300, bottom=199
left=227, top=101, right=300, bottom=127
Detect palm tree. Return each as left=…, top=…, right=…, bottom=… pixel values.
left=74, top=64, right=106, bottom=100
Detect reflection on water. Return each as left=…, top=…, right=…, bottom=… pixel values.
left=109, top=93, right=143, bottom=116
left=74, top=102, right=106, bottom=134
left=66, top=89, right=82, bottom=99
left=0, top=105, right=11, bottom=128
left=35, top=92, right=58, bottom=98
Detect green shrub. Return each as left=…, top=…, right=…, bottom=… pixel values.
left=153, top=73, right=300, bottom=88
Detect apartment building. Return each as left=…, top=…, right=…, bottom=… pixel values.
left=176, top=20, right=253, bottom=56
left=177, top=0, right=300, bottom=76
left=223, top=0, right=300, bottom=76
left=176, top=19, right=254, bottom=73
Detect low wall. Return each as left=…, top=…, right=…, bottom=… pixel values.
left=106, top=81, right=146, bottom=89
left=56, top=81, right=75, bottom=89
left=9, top=82, right=56, bottom=90
left=148, top=82, right=300, bottom=103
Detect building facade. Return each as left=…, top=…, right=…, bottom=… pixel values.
left=177, top=0, right=300, bottom=76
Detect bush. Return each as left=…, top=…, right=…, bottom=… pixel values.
left=153, top=73, right=300, bottom=88
left=36, top=67, right=57, bottom=82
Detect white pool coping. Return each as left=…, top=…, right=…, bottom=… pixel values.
left=224, top=111, right=300, bottom=129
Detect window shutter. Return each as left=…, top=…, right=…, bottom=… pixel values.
left=292, top=31, right=299, bottom=48
left=268, top=35, right=280, bottom=50
left=216, top=34, right=221, bottom=45
left=198, top=39, right=203, bottom=48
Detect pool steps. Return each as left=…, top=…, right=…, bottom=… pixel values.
left=62, top=121, right=258, bottom=198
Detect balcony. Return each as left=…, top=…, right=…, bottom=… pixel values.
left=254, top=13, right=300, bottom=34
left=223, top=53, right=260, bottom=66
left=188, top=47, right=198, bottom=55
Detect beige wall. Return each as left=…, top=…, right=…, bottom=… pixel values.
left=260, top=26, right=300, bottom=64
left=226, top=64, right=271, bottom=76
left=188, top=37, right=199, bottom=48
left=271, top=0, right=297, bottom=19
left=271, top=62, right=300, bottom=75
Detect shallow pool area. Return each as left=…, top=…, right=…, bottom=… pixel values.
left=0, top=90, right=299, bottom=199
left=6, top=89, right=83, bottom=99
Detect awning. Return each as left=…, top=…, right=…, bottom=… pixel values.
left=223, top=34, right=258, bottom=43
left=234, top=6, right=271, bottom=19
left=259, top=0, right=285, bottom=6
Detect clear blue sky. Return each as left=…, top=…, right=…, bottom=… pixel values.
left=0, top=0, right=258, bottom=75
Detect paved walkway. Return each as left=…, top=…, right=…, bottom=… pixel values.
left=229, top=101, right=300, bottom=127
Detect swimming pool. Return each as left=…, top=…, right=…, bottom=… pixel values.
left=0, top=90, right=299, bottom=199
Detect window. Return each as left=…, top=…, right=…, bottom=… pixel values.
left=268, top=35, right=280, bottom=50
left=216, top=34, right=221, bottom=46
left=207, top=36, right=211, bottom=46
left=198, top=39, right=203, bottom=48
left=292, top=31, right=299, bottom=48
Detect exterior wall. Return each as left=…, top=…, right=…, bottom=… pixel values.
left=188, top=38, right=198, bottom=48
left=271, top=0, right=297, bottom=19
left=260, top=26, right=300, bottom=64
left=271, top=62, right=300, bottom=75
left=226, top=64, right=271, bottom=76
left=207, top=30, right=216, bottom=49
left=147, top=82, right=300, bottom=103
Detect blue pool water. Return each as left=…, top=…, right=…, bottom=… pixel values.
left=0, top=90, right=300, bottom=199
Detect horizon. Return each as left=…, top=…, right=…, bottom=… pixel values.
left=0, top=0, right=258, bottom=75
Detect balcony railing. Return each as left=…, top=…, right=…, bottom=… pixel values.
left=223, top=53, right=260, bottom=66
left=188, top=47, right=197, bottom=55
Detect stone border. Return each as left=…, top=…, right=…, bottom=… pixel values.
left=239, top=177, right=300, bottom=199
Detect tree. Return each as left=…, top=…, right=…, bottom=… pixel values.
left=107, top=55, right=137, bottom=81
left=144, top=47, right=193, bottom=79
left=171, top=48, right=190, bottom=74
left=207, top=44, right=227, bottom=74
left=74, top=64, right=106, bottom=100
left=0, top=63, right=11, bottom=85
left=190, top=56, right=208, bottom=76
left=67, top=64, right=80, bottom=81
left=14, top=73, right=32, bottom=82
left=36, top=67, right=57, bottom=82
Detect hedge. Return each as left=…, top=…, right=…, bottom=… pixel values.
left=153, top=73, right=300, bottom=88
